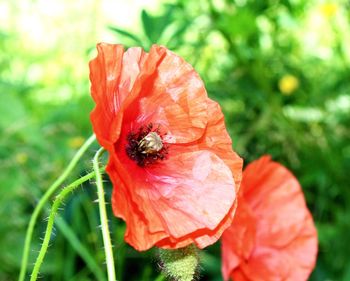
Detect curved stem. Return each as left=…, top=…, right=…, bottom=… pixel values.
left=93, top=148, right=116, bottom=281
left=30, top=170, right=101, bottom=281
left=19, top=134, right=96, bottom=281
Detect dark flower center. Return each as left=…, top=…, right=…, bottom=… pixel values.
left=126, top=123, right=168, bottom=167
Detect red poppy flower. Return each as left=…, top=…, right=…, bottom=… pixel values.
left=221, top=156, right=318, bottom=281
left=89, top=43, right=243, bottom=251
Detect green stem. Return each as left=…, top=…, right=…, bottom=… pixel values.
left=30, top=170, right=100, bottom=281
left=19, top=134, right=96, bottom=281
left=93, top=148, right=116, bottom=281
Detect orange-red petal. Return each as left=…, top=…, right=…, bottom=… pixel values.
left=221, top=156, right=318, bottom=281
left=221, top=199, right=256, bottom=281
left=111, top=101, right=242, bottom=250
left=120, top=45, right=208, bottom=144
left=90, top=43, right=149, bottom=148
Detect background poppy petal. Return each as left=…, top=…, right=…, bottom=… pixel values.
left=221, top=156, right=317, bottom=281
left=283, top=214, right=318, bottom=281
left=231, top=269, right=249, bottom=281
left=238, top=246, right=292, bottom=281
left=243, top=157, right=316, bottom=248
left=221, top=199, right=256, bottom=281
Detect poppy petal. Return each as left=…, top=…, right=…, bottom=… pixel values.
left=282, top=214, right=318, bottom=281
left=90, top=44, right=150, bottom=147
left=238, top=246, right=292, bottom=281
left=199, top=99, right=243, bottom=190
left=110, top=147, right=236, bottom=250
left=221, top=156, right=318, bottom=281
left=243, top=156, right=315, bottom=248
left=89, top=43, right=124, bottom=147
left=221, top=199, right=256, bottom=281
left=109, top=161, right=169, bottom=250
left=121, top=45, right=208, bottom=144
left=157, top=200, right=237, bottom=249
left=110, top=98, right=242, bottom=251
left=237, top=217, right=317, bottom=281
left=231, top=269, right=249, bottom=281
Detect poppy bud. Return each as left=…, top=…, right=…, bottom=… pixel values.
left=159, top=244, right=200, bottom=281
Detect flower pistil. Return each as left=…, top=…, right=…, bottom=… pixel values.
left=126, top=123, right=168, bottom=167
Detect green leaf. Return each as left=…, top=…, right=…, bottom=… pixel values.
left=166, top=20, right=190, bottom=49
left=141, top=9, right=155, bottom=42
left=141, top=5, right=176, bottom=43
left=108, top=26, right=144, bottom=46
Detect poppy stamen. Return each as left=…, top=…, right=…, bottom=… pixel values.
left=138, top=132, right=163, bottom=154
left=126, top=123, right=168, bottom=166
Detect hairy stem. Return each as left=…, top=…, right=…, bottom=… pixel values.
left=19, top=134, right=96, bottom=281
left=30, top=170, right=102, bottom=281
left=93, top=148, right=116, bottom=281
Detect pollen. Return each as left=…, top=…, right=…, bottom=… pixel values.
left=126, top=123, right=168, bottom=167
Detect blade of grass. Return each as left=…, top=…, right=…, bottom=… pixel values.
left=55, top=217, right=106, bottom=281
left=108, top=26, right=144, bottom=46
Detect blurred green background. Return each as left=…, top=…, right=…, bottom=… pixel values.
left=0, top=0, right=349, bottom=280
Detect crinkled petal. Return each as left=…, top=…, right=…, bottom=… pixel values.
left=198, top=99, right=243, bottom=190
left=121, top=45, right=208, bottom=144
left=231, top=269, right=249, bottom=281
left=109, top=157, right=169, bottom=250
left=110, top=96, right=242, bottom=250
left=221, top=156, right=317, bottom=281
left=89, top=43, right=123, bottom=147
left=156, top=200, right=237, bottom=249
left=90, top=43, right=148, bottom=147
left=243, top=156, right=314, bottom=248
left=238, top=246, right=292, bottom=281
left=221, top=199, right=256, bottom=281
left=283, top=214, right=318, bottom=281
left=238, top=215, right=317, bottom=281
left=145, top=150, right=235, bottom=236
left=111, top=144, right=236, bottom=250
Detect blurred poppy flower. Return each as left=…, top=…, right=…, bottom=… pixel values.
left=89, top=43, right=243, bottom=251
left=221, top=156, right=317, bottom=281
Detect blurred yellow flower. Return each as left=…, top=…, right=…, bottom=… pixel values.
left=320, top=3, right=338, bottom=18
left=15, top=152, right=28, bottom=164
left=68, top=136, right=85, bottom=149
left=278, top=75, right=299, bottom=95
